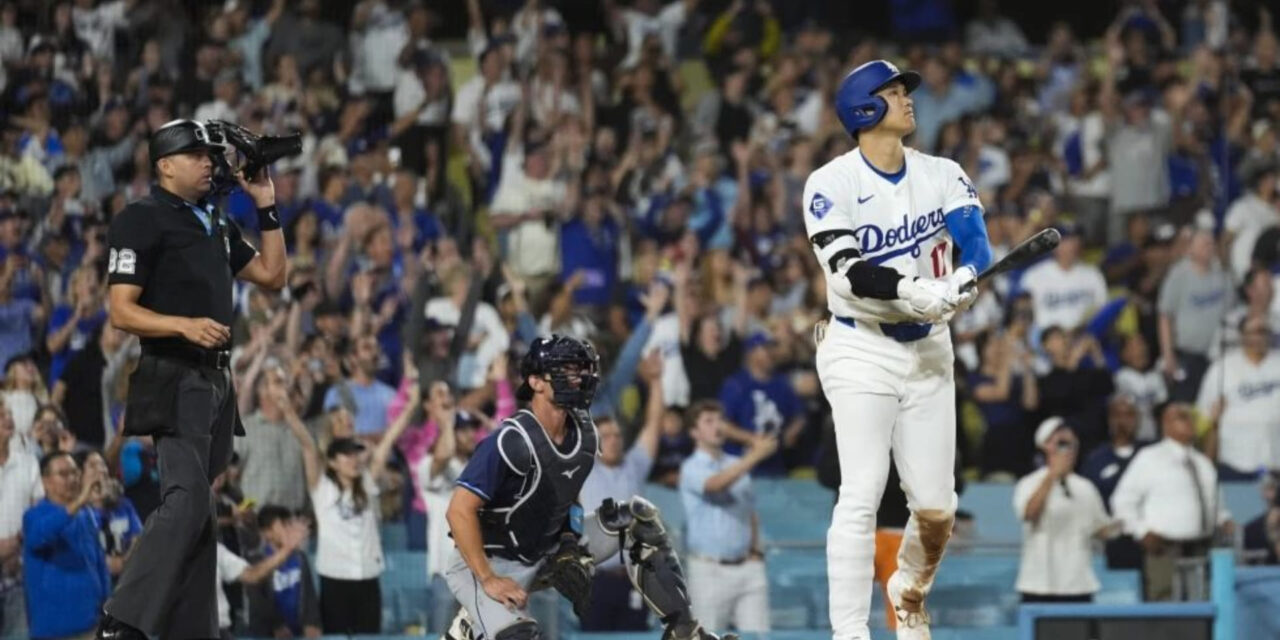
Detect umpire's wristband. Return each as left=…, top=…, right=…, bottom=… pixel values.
left=256, top=205, right=282, bottom=231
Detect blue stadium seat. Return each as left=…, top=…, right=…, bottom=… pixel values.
left=381, top=522, right=411, bottom=552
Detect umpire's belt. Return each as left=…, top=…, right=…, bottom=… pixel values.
left=834, top=316, right=932, bottom=343
left=143, top=343, right=231, bottom=370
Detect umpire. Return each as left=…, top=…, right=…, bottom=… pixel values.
left=95, top=119, right=287, bottom=640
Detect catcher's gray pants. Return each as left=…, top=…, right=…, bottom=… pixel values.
left=445, top=513, right=619, bottom=637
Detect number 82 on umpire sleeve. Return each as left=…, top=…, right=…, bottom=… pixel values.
left=108, top=248, right=137, bottom=275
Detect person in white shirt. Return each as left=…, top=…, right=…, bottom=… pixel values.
left=963, top=0, right=1030, bottom=57
left=1019, top=225, right=1107, bottom=332
left=450, top=46, right=521, bottom=172
left=1220, top=160, right=1278, bottom=282
left=392, top=51, right=452, bottom=131
left=616, top=0, right=692, bottom=68
left=1210, top=267, right=1280, bottom=358
left=416, top=408, right=484, bottom=635
left=71, top=0, right=128, bottom=62
left=348, top=0, right=409, bottom=99
left=1014, top=417, right=1113, bottom=603
left=287, top=391, right=414, bottom=634
left=488, top=121, right=572, bottom=305
left=1113, top=334, right=1167, bottom=442
left=1196, top=314, right=1280, bottom=477
left=1110, top=402, right=1234, bottom=601
left=194, top=71, right=244, bottom=125
left=424, top=265, right=510, bottom=391
left=0, top=398, right=41, bottom=638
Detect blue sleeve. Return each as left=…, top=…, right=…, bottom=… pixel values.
left=456, top=429, right=526, bottom=502
left=693, top=188, right=724, bottom=249
left=120, top=442, right=142, bottom=487
left=22, top=502, right=74, bottom=551
left=1085, top=296, right=1129, bottom=339
left=48, top=305, right=71, bottom=336
left=123, top=499, right=143, bottom=540
left=944, top=205, right=993, bottom=274
left=779, top=379, right=802, bottom=420
left=516, top=311, right=539, bottom=345
left=718, top=377, right=748, bottom=427
left=592, top=318, right=653, bottom=418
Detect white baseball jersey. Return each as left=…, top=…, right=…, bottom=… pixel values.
left=802, top=147, right=982, bottom=325
left=1196, top=349, right=1280, bottom=472
left=1019, top=259, right=1108, bottom=331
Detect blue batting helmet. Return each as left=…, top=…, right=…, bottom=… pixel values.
left=834, top=60, right=922, bottom=137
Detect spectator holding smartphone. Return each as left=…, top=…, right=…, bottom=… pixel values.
left=22, top=451, right=110, bottom=640
left=1014, top=418, right=1114, bottom=603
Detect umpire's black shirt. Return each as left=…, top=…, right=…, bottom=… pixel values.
left=106, top=184, right=257, bottom=348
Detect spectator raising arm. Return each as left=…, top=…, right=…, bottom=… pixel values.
left=593, top=282, right=667, bottom=417
left=634, top=349, right=666, bottom=460
left=371, top=381, right=421, bottom=484
left=700, top=436, right=777, bottom=494
left=24, top=462, right=102, bottom=549
left=285, top=399, right=321, bottom=492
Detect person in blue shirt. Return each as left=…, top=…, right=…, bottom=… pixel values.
left=46, top=266, right=108, bottom=384
left=678, top=400, right=776, bottom=632
left=322, top=335, right=397, bottom=438
left=75, top=450, right=142, bottom=580
left=1079, top=394, right=1146, bottom=570
left=23, top=451, right=110, bottom=640
left=559, top=188, right=621, bottom=309
left=245, top=505, right=322, bottom=638
left=717, top=333, right=803, bottom=476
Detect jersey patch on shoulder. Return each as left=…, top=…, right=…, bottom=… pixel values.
left=958, top=176, right=978, bottom=199
left=809, top=192, right=834, bottom=220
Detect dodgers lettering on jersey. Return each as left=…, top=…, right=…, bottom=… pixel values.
left=803, top=147, right=982, bottom=324
left=1197, top=350, right=1280, bottom=472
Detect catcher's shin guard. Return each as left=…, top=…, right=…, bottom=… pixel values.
left=597, top=498, right=738, bottom=640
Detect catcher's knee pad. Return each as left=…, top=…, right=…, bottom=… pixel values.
left=494, top=620, right=541, bottom=640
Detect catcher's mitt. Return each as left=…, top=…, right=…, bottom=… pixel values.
left=543, top=533, right=594, bottom=619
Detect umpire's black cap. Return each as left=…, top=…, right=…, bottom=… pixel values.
left=149, top=119, right=219, bottom=165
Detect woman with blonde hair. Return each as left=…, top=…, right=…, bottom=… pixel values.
left=46, top=265, right=107, bottom=383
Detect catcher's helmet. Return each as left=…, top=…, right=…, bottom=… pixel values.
left=517, top=334, right=600, bottom=410
left=834, top=60, right=921, bottom=138
left=149, top=119, right=220, bottom=165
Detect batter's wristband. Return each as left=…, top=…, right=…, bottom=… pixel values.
left=256, top=205, right=282, bottom=231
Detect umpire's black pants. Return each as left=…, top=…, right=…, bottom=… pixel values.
left=106, top=355, right=236, bottom=639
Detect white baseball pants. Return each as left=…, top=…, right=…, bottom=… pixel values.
left=816, top=318, right=958, bottom=640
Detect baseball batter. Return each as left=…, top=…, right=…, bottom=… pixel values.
left=804, top=60, right=993, bottom=640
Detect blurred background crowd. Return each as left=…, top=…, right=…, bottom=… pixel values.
left=0, top=0, right=1279, bottom=638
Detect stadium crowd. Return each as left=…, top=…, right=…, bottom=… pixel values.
left=0, top=0, right=1278, bottom=637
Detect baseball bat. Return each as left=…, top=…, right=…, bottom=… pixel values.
left=960, top=228, right=1061, bottom=293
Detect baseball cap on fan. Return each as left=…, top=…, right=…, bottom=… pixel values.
left=1034, top=416, right=1070, bottom=449
left=743, top=332, right=776, bottom=352
left=325, top=437, right=365, bottom=458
